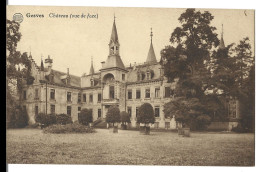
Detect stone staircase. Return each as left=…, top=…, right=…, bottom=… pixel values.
left=93, top=118, right=107, bottom=128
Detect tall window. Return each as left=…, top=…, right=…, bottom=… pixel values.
left=229, top=100, right=237, bottom=118
left=165, top=122, right=170, bottom=129
left=155, top=88, right=160, bottom=98
left=91, top=79, right=94, bottom=87
left=109, top=86, right=114, bottom=99
left=67, top=92, right=71, bottom=102
left=23, top=90, right=26, bottom=100
left=78, top=107, right=81, bottom=116
left=128, top=90, right=132, bottom=99
left=122, top=74, right=125, bottom=81
left=98, top=93, right=101, bottom=102
left=127, top=107, right=132, bottom=117
left=35, top=105, right=38, bottom=116
left=147, top=72, right=150, bottom=80
left=165, top=87, right=171, bottom=98
left=98, top=109, right=101, bottom=118
left=136, top=90, right=141, bottom=99
left=51, top=104, right=55, bottom=114
left=89, top=94, right=93, bottom=103
left=50, top=89, right=55, bottom=99
left=145, top=88, right=150, bottom=98
left=155, top=107, right=160, bottom=117
left=67, top=106, right=71, bottom=116
left=83, top=93, right=86, bottom=102
left=78, top=93, right=81, bottom=103
left=35, top=89, right=39, bottom=99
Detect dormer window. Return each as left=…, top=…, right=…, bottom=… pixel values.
left=141, top=73, right=145, bottom=80
left=147, top=72, right=150, bottom=80
left=90, top=78, right=94, bottom=87
left=66, top=77, right=70, bottom=85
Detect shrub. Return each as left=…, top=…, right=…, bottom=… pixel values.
left=106, top=106, right=120, bottom=126
left=232, top=124, right=245, bottom=133
left=120, top=111, right=131, bottom=130
left=56, top=114, right=72, bottom=125
left=35, top=113, right=56, bottom=126
left=11, top=106, right=29, bottom=128
left=78, top=108, right=93, bottom=126
left=196, top=115, right=211, bottom=130
left=43, top=123, right=95, bottom=134
left=137, top=103, right=155, bottom=125
left=26, top=123, right=39, bottom=128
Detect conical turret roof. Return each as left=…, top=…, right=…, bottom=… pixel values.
left=219, top=24, right=225, bottom=49
left=146, top=28, right=157, bottom=63
left=89, top=58, right=95, bottom=75
left=110, top=18, right=119, bottom=44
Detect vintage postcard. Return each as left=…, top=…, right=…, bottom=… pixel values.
left=6, top=6, right=255, bottom=166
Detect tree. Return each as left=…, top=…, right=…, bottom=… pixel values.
left=137, top=103, right=155, bottom=126
left=164, top=97, right=212, bottom=130
left=211, top=37, right=254, bottom=132
left=6, top=19, right=32, bottom=126
left=120, top=111, right=131, bottom=129
left=78, top=108, right=93, bottom=126
left=106, top=106, right=121, bottom=127
left=161, top=9, right=219, bottom=129
left=9, top=106, right=29, bottom=128
left=35, top=113, right=56, bottom=127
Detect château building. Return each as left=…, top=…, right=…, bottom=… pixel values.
left=20, top=18, right=240, bottom=130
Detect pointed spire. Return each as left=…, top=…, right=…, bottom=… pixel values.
left=150, top=28, right=153, bottom=43
left=219, top=24, right=225, bottom=49
left=110, top=14, right=119, bottom=44
left=89, top=57, right=95, bottom=75
left=40, top=57, right=44, bottom=71
left=146, top=28, right=157, bottom=63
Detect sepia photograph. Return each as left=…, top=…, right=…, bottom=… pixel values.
left=6, top=5, right=255, bottom=166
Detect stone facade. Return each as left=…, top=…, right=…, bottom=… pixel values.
left=20, top=18, right=178, bottom=129
left=20, top=18, right=239, bottom=130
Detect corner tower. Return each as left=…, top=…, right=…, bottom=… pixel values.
left=102, top=16, right=125, bottom=71
left=100, top=16, right=127, bottom=115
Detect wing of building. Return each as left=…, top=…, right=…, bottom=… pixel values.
left=20, top=18, right=240, bottom=130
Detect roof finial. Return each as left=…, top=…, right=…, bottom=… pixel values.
left=114, top=13, right=116, bottom=22
left=150, top=27, right=153, bottom=43
left=221, top=24, right=224, bottom=38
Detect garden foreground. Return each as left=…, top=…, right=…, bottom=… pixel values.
left=6, top=129, right=254, bottom=166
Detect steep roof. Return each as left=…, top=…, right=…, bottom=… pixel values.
left=89, top=58, right=95, bottom=75
left=146, top=42, right=157, bottom=63
left=127, top=62, right=162, bottom=83
left=45, top=69, right=81, bottom=87
left=110, top=18, right=119, bottom=44
left=146, top=28, right=157, bottom=63
left=102, top=55, right=125, bottom=70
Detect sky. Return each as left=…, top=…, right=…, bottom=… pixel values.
left=7, top=6, right=255, bottom=76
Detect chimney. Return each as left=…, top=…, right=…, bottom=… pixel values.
left=45, top=55, right=53, bottom=71
left=67, top=68, right=69, bottom=76
left=133, top=62, right=136, bottom=70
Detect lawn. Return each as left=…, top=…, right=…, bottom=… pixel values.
left=6, top=128, right=254, bottom=166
